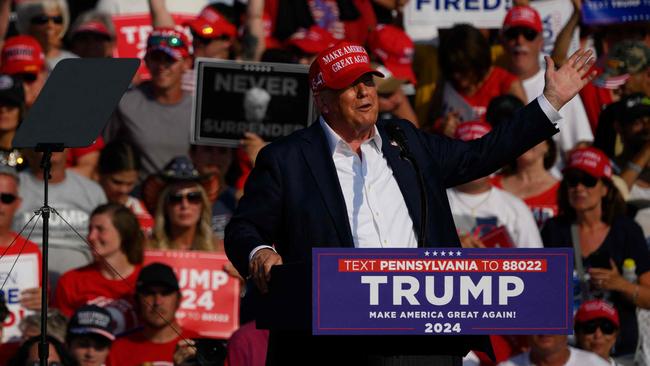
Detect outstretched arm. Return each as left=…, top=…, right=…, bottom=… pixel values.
left=148, top=0, right=175, bottom=28
left=543, top=48, right=596, bottom=111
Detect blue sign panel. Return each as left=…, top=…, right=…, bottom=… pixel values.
left=582, top=0, right=650, bottom=25
left=313, top=248, right=573, bottom=335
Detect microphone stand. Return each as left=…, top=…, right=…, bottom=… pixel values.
left=386, top=124, right=428, bottom=247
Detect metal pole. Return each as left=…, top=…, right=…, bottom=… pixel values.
left=38, top=149, right=51, bottom=366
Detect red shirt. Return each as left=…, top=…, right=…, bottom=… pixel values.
left=106, top=328, right=199, bottom=366
left=491, top=175, right=559, bottom=228
left=66, top=136, right=105, bottom=167
left=461, top=67, right=518, bottom=121
left=54, top=263, right=141, bottom=334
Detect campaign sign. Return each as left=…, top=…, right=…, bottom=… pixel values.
left=0, top=248, right=40, bottom=342
left=582, top=0, right=650, bottom=24
left=191, top=59, right=316, bottom=147
left=313, top=248, right=572, bottom=335
left=144, top=250, right=240, bottom=339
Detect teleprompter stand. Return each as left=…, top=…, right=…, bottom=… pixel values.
left=12, top=58, right=139, bottom=366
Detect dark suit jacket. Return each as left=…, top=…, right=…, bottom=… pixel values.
left=225, top=99, right=558, bottom=360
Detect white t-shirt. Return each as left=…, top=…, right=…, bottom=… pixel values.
left=95, top=0, right=210, bottom=15
left=497, top=347, right=610, bottom=366
left=447, top=187, right=542, bottom=248
left=522, top=68, right=593, bottom=177
left=630, top=184, right=650, bottom=201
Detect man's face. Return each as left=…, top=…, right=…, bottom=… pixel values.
left=190, top=145, right=232, bottom=177
left=137, top=285, right=180, bottom=329
left=529, top=335, right=568, bottom=357
left=502, top=26, right=543, bottom=77
left=192, top=35, right=231, bottom=60
left=620, top=68, right=650, bottom=97
left=244, top=95, right=269, bottom=124
left=145, top=51, right=189, bottom=91
left=0, top=174, right=21, bottom=231
left=317, top=73, right=378, bottom=140
left=15, top=71, right=47, bottom=108
left=71, top=33, right=114, bottom=58
left=69, top=335, right=111, bottom=366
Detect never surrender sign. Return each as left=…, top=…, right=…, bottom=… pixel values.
left=313, top=248, right=572, bottom=335
left=192, top=60, right=316, bottom=147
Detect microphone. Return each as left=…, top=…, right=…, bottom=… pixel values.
left=385, top=122, right=428, bottom=248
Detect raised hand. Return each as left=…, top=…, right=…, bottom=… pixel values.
left=543, top=48, right=596, bottom=111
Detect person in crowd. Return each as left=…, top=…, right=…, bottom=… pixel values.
left=184, top=4, right=238, bottom=59
left=574, top=299, right=622, bottom=366
left=0, top=35, right=48, bottom=109
left=106, top=262, right=198, bottom=366
left=497, top=334, right=609, bottom=366
left=66, top=305, right=115, bottom=366
left=447, top=120, right=543, bottom=248
left=149, top=156, right=218, bottom=252
left=594, top=41, right=650, bottom=158
left=8, top=335, right=78, bottom=366
left=14, top=149, right=106, bottom=287
left=189, top=144, right=237, bottom=240
left=489, top=95, right=560, bottom=229
left=98, top=141, right=154, bottom=236
left=54, top=203, right=143, bottom=335
left=372, top=63, right=419, bottom=125
left=367, top=25, right=419, bottom=126
left=97, top=0, right=208, bottom=17
left=0, top=165, right=42, bottom=314
left=68, top=10, right=116, bottom=59
left=501, top=5, right=593, bottom=175
left=18, top=309, right=68, bottom=343
left=0, top=292, right=20, bottom=365
left=432, top=23, right=526, bottom=134
left=542, top=146, right=650, bottom=357
left=0, top=75, right=27, bottom=171
left=15, top=0, right=77, bottom=70
left=284, top=25, right=336, bottom=65
left=104, top=28, right=193, bottom=179
left=225, top=40, right=595, bottom=364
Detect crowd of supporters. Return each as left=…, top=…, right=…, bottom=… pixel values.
left=0, top=0, right=647, bottom=365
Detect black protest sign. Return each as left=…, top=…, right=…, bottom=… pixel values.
left=192, top=60, right=315, bottom=147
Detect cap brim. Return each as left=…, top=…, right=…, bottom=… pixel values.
left=185, top=19, right=234, bottom=39
left=69, top=327, right=115, bottom=341
left=146, top=46, right=183, bottom=60
left=325, top=67, right=384, bottom=90
left=593, top=71, right=630, bottom=90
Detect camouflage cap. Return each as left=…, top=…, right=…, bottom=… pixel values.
left=594, top=41, right=650, bottom=90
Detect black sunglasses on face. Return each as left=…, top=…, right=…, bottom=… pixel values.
left=168, top=191, right=202, bottom=205
left=504, top=27, right=538, bottom=41
left=30, top=14, right=64, bottom=25
left=0, top=192, right=17, bottom=204
left=565, top=171, right=599, bottom=188
left=579, top=319, right=617, bottom=335
left=15, top=73, right=37, bottom=83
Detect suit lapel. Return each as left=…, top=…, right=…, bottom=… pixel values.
left=300, top=123, right=354, bottom=246
left=377, top=124, right=423, bottom=246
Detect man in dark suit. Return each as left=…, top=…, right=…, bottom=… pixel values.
left=225, top=42, right=596, bottom=365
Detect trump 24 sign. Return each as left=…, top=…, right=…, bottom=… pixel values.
left=313, top=248, right=572, bottom=335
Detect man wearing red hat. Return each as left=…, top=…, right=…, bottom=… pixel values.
left=225, top=41, right=596, bottom=364
left=104, top=27, right=193, bottom=179
left=184, top=5, right=238, bottom=59
left=501, top=5, right=593, bottom=175
left=0, top=35, right=47, bottom=109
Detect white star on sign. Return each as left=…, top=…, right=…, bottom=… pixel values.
left=448, top=251, right=454, bottom=256
left=432, top=251, right=438, bottom=256
left=424, top=251, right=430, bottom=256
left=456, top=250, right=462, bottom=256
left=441, top=251, right=446, bottom=256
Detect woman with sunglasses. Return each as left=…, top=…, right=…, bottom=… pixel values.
left=15, top=0, right=76, bottom=70
left=53, top=203, right=144, bottom=335
left=574, top=300, right=622, bottom=366
left=542, top=147, right=650, bottom=358
left=150, top=156, right=217, bottom=252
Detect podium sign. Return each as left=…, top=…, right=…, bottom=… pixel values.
left=313, top=248, right=572, bottom=335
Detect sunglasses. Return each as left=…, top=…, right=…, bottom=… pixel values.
left=0, top=192, right=17, bottom=204
left=168, top=191, right=202, bottom=205
left=579, top=319, right=617, bottom=335
left=147, top=34, right=185, bottom=48
left=30, top=14, right=64, bottom=25
left=565, top=171, right=599, bottom=188
left=504, top=27, right=538, bottom=41
left=15, top=73, right=37, bottom=84
left=140, top=287, right=176, bottom=296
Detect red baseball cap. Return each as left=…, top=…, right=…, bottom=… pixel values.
left=146, top=28, right=191, bottom=60
left=286, top=26, right=336, bottom=55
left=185, top=6, right=237, bottom=40
left=455, top=121, right=492, bottom=141
left=564, top=147, right=612, bottom=179
left=0, top=35, right=45, bottom=75
left=367, top=25, right=416, bottom=85
left=309, top=41, right=383, bottom=92
left=502, top=6, right=543, bottom=34
left=575, top=299, right=620, bottom=327
left=71, top=20, right=113, bottom=39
